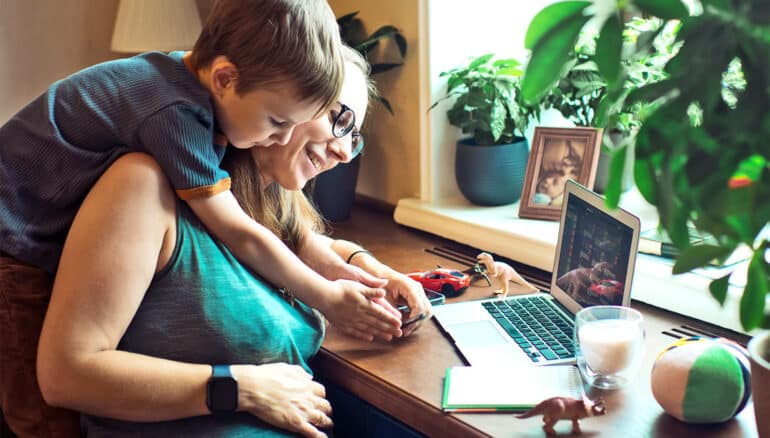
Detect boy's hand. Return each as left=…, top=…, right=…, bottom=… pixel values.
left=322, top=280, right=403, bottom=342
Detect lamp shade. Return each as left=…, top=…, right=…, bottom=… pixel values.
left=111, top=0, right=202, bottom=53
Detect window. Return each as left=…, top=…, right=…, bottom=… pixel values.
left=393, top=1, right=749, bottom=334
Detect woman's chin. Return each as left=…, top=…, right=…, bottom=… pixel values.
left=278, top=173, right=312, bottom=191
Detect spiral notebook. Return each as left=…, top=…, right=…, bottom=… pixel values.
left=442, top=365, right=584, bottom=412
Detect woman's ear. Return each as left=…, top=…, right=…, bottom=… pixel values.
left=209, top=56, right=239, bottom=99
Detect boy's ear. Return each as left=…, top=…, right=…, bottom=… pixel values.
left=209, top=56, right=239, bottom=97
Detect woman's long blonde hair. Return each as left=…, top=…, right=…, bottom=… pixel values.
left=222, top=45, right=374, bottom=252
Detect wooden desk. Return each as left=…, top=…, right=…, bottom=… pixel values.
left=314, top=206, right=757, bottom=437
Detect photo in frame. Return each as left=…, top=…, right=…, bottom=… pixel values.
left=518, top=127, right=603, bottom=221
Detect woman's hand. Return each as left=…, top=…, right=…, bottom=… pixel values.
left=381, top=273, right=432, bottom=336
left=233, top=364, right=333, bottom=438
left=320, top=280, right=403, bottom=342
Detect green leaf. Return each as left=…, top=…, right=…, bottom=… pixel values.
left=524, top=1, right=591, bottom=49
left=376, top=96, right=394, bottom=115
left=596, top=14, right=623, bottom=86
left=626, top=79, right=676, bottom=106
left=490, top=99, right=506, bottom=141
left=336, top=11, right=359, bottom=29
left=394, top=34, right=407, bottom=58
left=741, top=251, right=769, bottom=330
left=354, top=39, right=379, bottom=54
left=522, top=13, right=590, bottom=104
left=668, top=204, right=690, bottom=248
left=367, top=25, right=401, bottom=42
left=633, top=0, right=689, bottom=20
left=493, top=58, right=521, bottom=69
left=709, top=274, right=730, bottom=306
left=605, top=146, right=627, bottom=208
left=672, top=244, right=733, bottom=274
left=469, top=54, right=494, bottom=70
left=496, top=67, right=523, bottom=77
left=634, top=157, right=657, bottom=204
left=370, top=63, right=403, bottom=75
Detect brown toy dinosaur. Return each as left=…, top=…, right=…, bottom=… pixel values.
left=516, top=396, right=606, bottom=436
left=476, top=252, right=537, bottom=297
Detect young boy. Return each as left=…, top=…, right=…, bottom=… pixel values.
left=0, top=0, right=401, bottom=435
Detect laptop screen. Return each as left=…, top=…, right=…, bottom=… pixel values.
left=551, top=181, right=639, bottom=311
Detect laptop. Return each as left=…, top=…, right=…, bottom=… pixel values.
left=432, top=180, right=641, bottom=366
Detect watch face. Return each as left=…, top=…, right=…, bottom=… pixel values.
left=209, top=377, right=238, bottom=412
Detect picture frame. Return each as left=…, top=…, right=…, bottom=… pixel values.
left=518, top=127, right=603, bottom=221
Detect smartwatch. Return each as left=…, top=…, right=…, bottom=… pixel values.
left=206, top=365, right=238, bottom=417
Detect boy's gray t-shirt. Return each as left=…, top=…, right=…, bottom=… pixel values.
left=0, top=51, right=230, bottom=273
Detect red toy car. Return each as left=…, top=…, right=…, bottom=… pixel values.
left=590, top=280, right=623, bottom=297
left=407, top=268, right=470, bottom=297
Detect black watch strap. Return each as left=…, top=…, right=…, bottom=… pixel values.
left=206, top=364, right=238, bottom=417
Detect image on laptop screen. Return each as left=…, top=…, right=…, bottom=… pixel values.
left=554, top=193, right=634, bottom=307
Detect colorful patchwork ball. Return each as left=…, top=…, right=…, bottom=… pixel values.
left=651, top=336, right=751, bottom=423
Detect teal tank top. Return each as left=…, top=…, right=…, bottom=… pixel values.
left=83, top=203, right=325, bottom=437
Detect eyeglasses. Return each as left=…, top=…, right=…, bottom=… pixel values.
left=332, top=104, right=365, bottom=158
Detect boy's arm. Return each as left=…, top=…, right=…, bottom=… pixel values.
left=299, top=232, right=432, bottom=337
left=187, top=192, right=402, bottom=341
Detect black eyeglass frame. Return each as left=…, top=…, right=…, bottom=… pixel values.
left=331, top=104, right=356, bottom=138
left=332, top=104, right=365, bottom=158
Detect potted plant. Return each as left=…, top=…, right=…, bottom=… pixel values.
left=522, top=0, right=766, bottom=432
left=431, top=53, right=538, bottom=206
left=311, top=11, right=407, bottom=222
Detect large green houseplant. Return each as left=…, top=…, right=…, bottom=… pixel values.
left=522, top=3, right=769, bottom=430
left=431, top=54, right=538, bottom=205
left=522, top=0, right=768, bottom=332
left=311, top=11, right=407, bottom=221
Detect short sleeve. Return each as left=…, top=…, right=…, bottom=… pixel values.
left=137, top=105, right=230, bottom=200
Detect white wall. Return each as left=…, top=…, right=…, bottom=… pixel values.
left=329, top=0, right=426, bottom=205
left=0, top=0, right=120, bottom=124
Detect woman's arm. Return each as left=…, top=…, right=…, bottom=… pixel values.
left=37, top=154, right=332, bottom=437
left=38, top=153, right=208, bottom=421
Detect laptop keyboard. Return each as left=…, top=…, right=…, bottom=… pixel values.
left=482, top=296, right=575, bottom=363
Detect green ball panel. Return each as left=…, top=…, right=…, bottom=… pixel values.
left=681, top=346, right=744, bottom=423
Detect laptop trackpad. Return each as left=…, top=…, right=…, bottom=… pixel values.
left=451, top=321, right=508, bottom=347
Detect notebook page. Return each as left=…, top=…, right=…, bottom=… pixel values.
left=443, top=365, right=583, bottom=411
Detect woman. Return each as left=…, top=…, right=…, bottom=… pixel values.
left=37, top=47, right=430, bottom=437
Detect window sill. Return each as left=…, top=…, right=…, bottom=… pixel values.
left=393, top=190, right=755, bottom=335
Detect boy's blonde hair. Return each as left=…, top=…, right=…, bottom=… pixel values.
left=191, top=0, right=344, bottom=116
left=224, top=46, right=375, bottom=250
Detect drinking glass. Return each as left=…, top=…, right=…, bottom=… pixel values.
left=574, top=305, right=644, bottom=389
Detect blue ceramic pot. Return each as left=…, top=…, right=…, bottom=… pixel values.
left=311, top=154, right=361, bottom=222
left=455, top=137, right=529, bottom=206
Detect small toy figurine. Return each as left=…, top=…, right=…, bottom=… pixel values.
left=515, top=396, right=606, bottom=436
left=476, top=252, right=537, bottom=297
left=470, top=260, right=492, bottom=286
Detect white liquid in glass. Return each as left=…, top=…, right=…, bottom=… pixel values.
left=578, top=319, right=640, bottom=375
